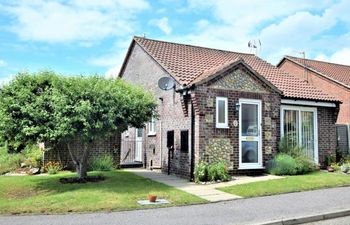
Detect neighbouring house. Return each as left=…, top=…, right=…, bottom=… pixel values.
left=277, top=56, right=350, bottom=156
left=119, top=36, right=340, bottom=179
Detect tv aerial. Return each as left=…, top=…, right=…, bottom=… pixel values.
left=158, top=77, right=175, bottom=90
left=248, top=39, right=261, bottom=56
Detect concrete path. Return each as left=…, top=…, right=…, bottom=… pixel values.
left=2, top=186, right=350, bottom=225
left=124, top=168, right=282, bottom=202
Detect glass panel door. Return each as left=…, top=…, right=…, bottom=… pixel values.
left=283, top=110, right=299, bottom=148
left=281, top=106, right=318, bottom=163
left=301, top=111, right=315, bottom=159
left=135, top=128, right=143, bottom=162
left=239, top=99, right=262, bottom=168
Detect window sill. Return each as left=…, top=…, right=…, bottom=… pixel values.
left=148, top=132, right=156, bottom=137
left=216, top=125, right=229, bottom=129
left=238, top=166, right=265, bottom=170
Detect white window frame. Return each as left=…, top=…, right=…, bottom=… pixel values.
left=238, top=99, right=263, bottom=169
left=280, top=105, right=318, bottom=163
left=216, top=97, right=229, bottom=128
left=148, top=116, right=156, bottom=135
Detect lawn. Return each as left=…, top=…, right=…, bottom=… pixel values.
left=0, top=170, right=206, bottom=215
left=219, top=171, right=350, bottom=198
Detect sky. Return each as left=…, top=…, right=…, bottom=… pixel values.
left=0, top=0, right=350, bottom=85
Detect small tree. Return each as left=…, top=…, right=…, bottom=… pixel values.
left=0, top=71, right=156, bottom=179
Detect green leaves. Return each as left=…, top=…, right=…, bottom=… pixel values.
left=0, top=71, right=156, bottom=147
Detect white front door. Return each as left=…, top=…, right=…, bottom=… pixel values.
left=135, top=128, right=143, bottom=162
left=239, top=99, right=263, bottom=169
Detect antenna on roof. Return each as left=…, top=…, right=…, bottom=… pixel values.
left=294, top=50, right=308, bottom=82
left=248, top=39, right=261, bottom=56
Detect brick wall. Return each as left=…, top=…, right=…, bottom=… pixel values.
left=317, top=106, right=339, bottom=164
left=279, top=60, right=350, bottom=124
left=192, top=65, right=281, bottom=175
left=44, top=133, right=121, bottom=170
left=120, top=43, right=192, bottom=178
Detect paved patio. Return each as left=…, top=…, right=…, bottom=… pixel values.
left=124, top=168, right=283, bottom=202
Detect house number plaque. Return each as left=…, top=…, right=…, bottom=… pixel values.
left=233, top=120, right=238, bottom=127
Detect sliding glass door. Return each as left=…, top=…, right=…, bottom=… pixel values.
left=281, top=106, right=318, bottom=162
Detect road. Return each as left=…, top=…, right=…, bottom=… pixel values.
left=1, top=186, right=350, bottom=225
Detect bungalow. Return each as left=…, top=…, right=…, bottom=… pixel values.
left=119, top=37, right=340, bottom=179
left=277, top=56, right=350, bottom=156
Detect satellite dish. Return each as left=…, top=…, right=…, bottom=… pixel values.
left=158, top=77, right=175, bottom=90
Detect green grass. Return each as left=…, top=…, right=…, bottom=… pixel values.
left=219, top=171, right=350, bottom=198
left=0, top=170, right=206, bottom=215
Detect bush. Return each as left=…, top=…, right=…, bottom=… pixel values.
left=194, top=161, right=230, bottom=183
left=268, top=153, right=317, bottom=175
left=268, top=154, right=298, bottom=175
left=207, top=162, right=231, bottom=182
left=89, top=154, right=114, bottom=171
left=295, top=156, right=317, bottom=174
left=23, top=144, right=42, bottom=168
left=45, top=161, right=61, bottom=175
left=0, top=144, right=23, bottom=174
left=278, top=136, right=304, bottom=158
left=194, top=162, right=208, bottom=183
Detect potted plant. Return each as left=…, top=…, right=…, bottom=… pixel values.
left=148, top=194, right=157, bottom=202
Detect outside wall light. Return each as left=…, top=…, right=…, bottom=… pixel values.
left=235, top=102, right=240, bottom=112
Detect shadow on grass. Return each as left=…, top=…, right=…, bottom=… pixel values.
left=30, top=170, right=173, bottom=195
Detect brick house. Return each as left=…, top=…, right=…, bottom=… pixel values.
left=277, top=56, right=350, bottom=156
left=119, top=37, right=340, bottom=179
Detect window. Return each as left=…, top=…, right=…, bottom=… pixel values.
left=148, top=116, right=156, bottom=135
left=281, top=106, right=318, bottom=163
left=216, top=97, right=228, bottom=128
left=167, top=130, right=174, bottom=149
left=180, top=130, right=189, bottom=152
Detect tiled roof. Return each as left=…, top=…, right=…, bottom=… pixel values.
left=128, top=37, right=338, bottom=102
left=283, top=56, right=350, bottom=87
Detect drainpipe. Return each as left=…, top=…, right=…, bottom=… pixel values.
left=159, top=120, right=162, bottom=168
left=347, top=124, right=350, bottom=155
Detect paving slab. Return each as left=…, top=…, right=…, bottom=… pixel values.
left=124, top=168, right=245, bottom=202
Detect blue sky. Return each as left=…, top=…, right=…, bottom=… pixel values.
left=0, top=0, right=350, bottom=84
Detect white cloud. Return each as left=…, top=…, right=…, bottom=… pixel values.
left=149, top=17, right=172, bottom=35
left=0, top=75, right=15, bottom=87
left=0, top=60, right=6, bottom=67
left=2, top=0, right=149, bottom=43
left=176, top=0, right=350, bottom=64
left=315, top=48, right=350, bottom=66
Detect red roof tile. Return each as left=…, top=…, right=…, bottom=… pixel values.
left=284, top=56, right=350, bottom=87
left=129, top=37, right=338, bottom=102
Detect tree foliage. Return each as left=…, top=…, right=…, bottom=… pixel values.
left=0, top=71, right=156, bottom=178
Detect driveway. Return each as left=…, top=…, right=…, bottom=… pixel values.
left=1, top=186, right=350, bottom=225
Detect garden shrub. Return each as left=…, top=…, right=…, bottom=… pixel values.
left=45, top=161, right=61, bottom=175
left=194, top=162, right=207, bottom=183
left=295, top=156, right=317, bottom=174
left=268, top=154, right=298, bottom=175
left=194, top=161, right=230, bottom=183
left=268, top=153, right=317, bottom=175
left=0, top=144, right=23, bottom=174
left=23, top=144, right=42, bottom=168
left=207, top=162, right=231, bottom=182
left=89, top=154, right=114, bottom=171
